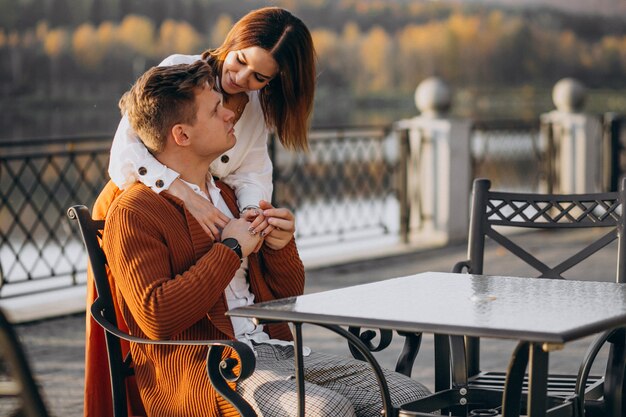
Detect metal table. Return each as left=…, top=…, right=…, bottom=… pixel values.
left=228, top=271, right=626, bottom=417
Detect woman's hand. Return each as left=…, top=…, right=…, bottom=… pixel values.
left=258, top=200, right=295, bottom=250
left=169, top=179, right=229, bottom=240
left=240, top=205, right=274, bottom=237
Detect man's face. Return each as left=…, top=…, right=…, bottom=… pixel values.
left=186, top=84, right=236, bottom=159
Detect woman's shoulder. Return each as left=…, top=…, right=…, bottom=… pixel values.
left=158, top=54, right=204, bottom=67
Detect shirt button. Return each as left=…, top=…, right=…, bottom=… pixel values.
left=138, top=167, right=147, bottom=175
left=155, top=179, right=164, bottom=188
left=221, top=155, right=229, bottom=163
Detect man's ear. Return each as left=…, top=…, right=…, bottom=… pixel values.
left=171, top=124, right=190, bottom=146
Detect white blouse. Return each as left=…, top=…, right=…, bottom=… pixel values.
left=108, top=54, right=273, bottom=211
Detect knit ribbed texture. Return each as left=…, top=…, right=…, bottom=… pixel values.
left=86, top=180, right=305, bottom=417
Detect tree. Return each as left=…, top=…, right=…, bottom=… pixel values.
left=44, top=28, right=69, bottom=58
left=73, top=23, right=103, bottom=69
left=359, top=26, right=392, bottom=93
left=158, top=20, right=201, bottom=56
left=117, top=14, right=156, bottom=57
left=210, top=14, right=233, bottom=49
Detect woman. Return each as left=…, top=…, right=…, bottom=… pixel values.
left=108, top=6, right=316, bottom=239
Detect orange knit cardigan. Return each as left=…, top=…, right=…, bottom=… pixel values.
left=84, top=181, right=305, bottom=417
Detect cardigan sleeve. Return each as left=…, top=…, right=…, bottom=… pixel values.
left=103, top=205, right=241, bottom=340
left=258, top=238, right=305, bottom=299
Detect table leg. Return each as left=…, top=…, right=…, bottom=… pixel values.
left=502, top=341, right=529, bottom=417
left=291, top=322, right=306, bottom=417
left=605, top=328, right=626, bottom=417
left=434, top=334, right=451, bottom=393
left=501, top=341, right=549, bottom=417
left=527, top=343, right=548, bottom=417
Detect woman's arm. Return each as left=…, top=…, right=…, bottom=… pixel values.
left=215, top=91, right=274, bottom=211
left=108, top=115, right=180, bottom=191
left=217, top=95, right=275, bottom=235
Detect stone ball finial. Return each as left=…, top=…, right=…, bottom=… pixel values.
left=552, top=78, right=586, bottom=113
left=415, top=77, right=451, bottom=118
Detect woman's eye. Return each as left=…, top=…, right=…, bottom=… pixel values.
left=236, top=55, right=245, bottom=65
left=255, top=74, right=267, bottom=83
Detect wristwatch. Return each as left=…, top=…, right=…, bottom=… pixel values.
left=222, top=238, right=242, bottom=260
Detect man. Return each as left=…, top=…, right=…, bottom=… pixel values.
left=96, top=60, right=430, bottom=417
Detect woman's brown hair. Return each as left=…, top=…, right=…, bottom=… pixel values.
left=201, top=7, right=316, bottom=151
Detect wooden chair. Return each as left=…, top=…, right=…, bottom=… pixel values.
left=67, top=205, right=258, bottom=417
left=0, top=307, right=50, bottom=417
left=437, top=178, right=626, bottom=417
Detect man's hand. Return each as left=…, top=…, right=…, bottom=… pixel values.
left=222, top=218, right=262, bottom=257
left=169, top=179, right=229, bottom=240
left=259, top=200, right=296, bottom=250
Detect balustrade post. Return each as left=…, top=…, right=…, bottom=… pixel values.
left=540, top=78, right=604, bottom=193
left=394, top=77, right=471, bottom=245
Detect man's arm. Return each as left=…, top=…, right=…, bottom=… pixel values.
left=103, top=205, right=241, bottom=340
left=256, top=200, right=305, bottom=299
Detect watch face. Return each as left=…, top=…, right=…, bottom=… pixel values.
left=222, top=238, right=242, bottom=259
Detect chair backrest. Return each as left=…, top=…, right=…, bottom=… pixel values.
left=67, top=205, right=130, bottom=417
left=456, top=178, right=626, bottom=282
left=454, top=178, right=626, bottom=377
left=0, top=307, right=50, bottom=417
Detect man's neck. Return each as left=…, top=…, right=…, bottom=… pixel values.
left=157, top=151, right=215, bottom=194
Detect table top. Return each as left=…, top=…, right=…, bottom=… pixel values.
left=228, top=272, right=626, bottom=343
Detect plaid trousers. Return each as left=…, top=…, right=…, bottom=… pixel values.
left=237, top=343, right=431, bottom=417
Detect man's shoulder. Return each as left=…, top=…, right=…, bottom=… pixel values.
left=108, top=183, right=168, bottom=219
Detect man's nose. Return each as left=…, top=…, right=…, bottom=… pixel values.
left=222, top=107, right=235, bottom=122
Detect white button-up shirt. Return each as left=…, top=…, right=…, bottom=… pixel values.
left=181, top=176, right=309, bottom=355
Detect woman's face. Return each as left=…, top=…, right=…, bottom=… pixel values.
left=221, top=46, right=279, bottom=95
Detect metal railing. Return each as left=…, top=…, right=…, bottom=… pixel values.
left=0, top=135, right=111, bottom=298
left=270, top=126, right=400, bottom=248
left=470, top=119, right=543, bottom=192
left=1, top=121, right=547, bottom=298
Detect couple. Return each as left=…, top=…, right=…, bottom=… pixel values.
left=88, top=7, right=430, bottom=417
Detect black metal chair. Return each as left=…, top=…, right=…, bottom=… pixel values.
left=430, top=178, right=626, bottom=417
left=67, top=205, right=258, bottom=417
left=0, top=307, right=50, bottom=417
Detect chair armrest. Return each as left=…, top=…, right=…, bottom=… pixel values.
left=347, top=327, right=393, bottom=361
left=575, top=328, right=625, bottom=415
left=346, top=327, right=422, bottom=377
left=91, top=299, right=257, bottom=416
left=452, top=260, right=471, bottom=273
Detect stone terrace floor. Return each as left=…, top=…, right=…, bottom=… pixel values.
left=9, top=228, right=620, bottom=416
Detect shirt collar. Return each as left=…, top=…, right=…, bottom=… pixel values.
left=179, top=174, right=222, bottom=204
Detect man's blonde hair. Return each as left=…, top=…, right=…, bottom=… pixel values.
left=119, top=60, right=214, bottom=153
